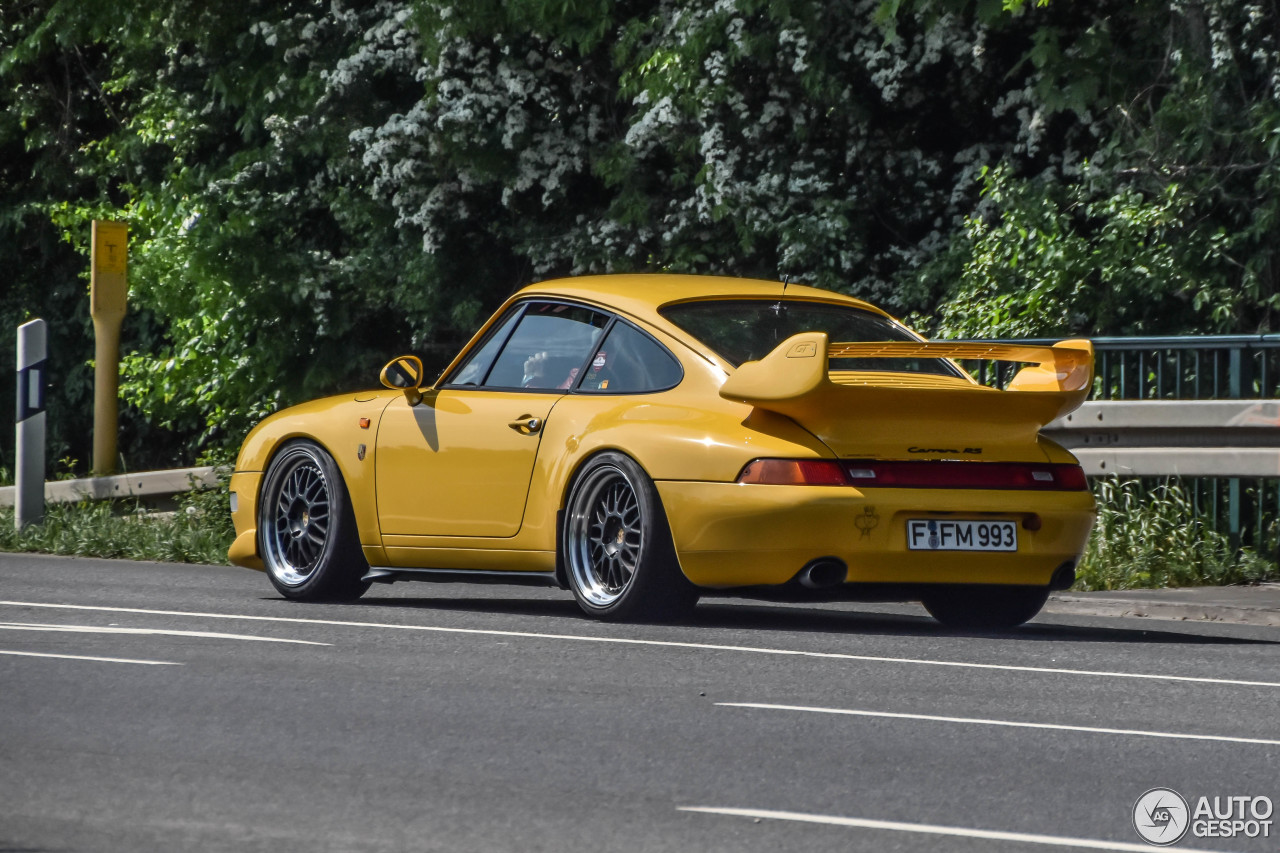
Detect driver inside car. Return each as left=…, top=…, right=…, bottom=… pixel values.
left=522, top=351, right=580, bottom=389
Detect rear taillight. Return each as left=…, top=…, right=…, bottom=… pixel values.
left=843, top=460, right=1088, bottom=490
left=736, top=459, right=1088, bottom=490
left=736, top=459, right=849, bottom=486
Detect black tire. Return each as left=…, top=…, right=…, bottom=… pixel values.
left=561, top=452, right=698, bottom=622
left=921, top=584, right=1049, bottom=630
left=257, top=440, right=371, bottom=602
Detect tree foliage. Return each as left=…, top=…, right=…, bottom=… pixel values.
left=915, top=0, right=1280, bottom=337
left=1, top=0, right=1278, bottom=473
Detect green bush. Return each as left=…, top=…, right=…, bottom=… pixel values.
left=0, top=482, right=234, bottom=566
left=1076, top=477, right=1279, bottom=590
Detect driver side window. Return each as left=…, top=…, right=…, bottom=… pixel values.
left=482, top=302, right=609, bottom=390
left=448, top=308, right=522, bottom=386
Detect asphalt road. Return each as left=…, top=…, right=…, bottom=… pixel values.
left=2, top=553, right=1279, bottom=853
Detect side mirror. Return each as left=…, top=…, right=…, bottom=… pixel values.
left=380, top=355, right=425, bottom=405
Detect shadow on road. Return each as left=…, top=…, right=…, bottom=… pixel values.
left=690, top=601, right=1276, bottom=646
left=313, top=590, right=1279, bottom=646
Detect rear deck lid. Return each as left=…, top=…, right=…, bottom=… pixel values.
left=718, top=334, right=1093, bottom=461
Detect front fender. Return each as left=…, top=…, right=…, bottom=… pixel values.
left=229, top=390, right=400, bottom=566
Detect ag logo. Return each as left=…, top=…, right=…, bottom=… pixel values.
left=1133, top=788, right=1190, bottom=846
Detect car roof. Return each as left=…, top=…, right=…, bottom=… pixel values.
left=513, top=274, right=890, bottom=328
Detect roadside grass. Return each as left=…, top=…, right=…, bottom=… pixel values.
left=1, top=473, right=1277, bottom=590
left=1076, top=477, right=1279, bottom=590
left=0, top=482, right=234, bottom=566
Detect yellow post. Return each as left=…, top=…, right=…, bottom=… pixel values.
left=90, top=219, right=128, bottom=476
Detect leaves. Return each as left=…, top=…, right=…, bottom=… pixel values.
left=2, top=0, right=1279, bottom=477
left=1078, top=477, right=1278, bottom=590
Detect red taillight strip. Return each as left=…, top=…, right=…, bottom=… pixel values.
left=735, top=459, right=1088, bottom=490
left=843, top=460, right=1088, bottom=491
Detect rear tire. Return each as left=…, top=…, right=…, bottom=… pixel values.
left=921, top=585, right=1048, bottom=629
left=562, top=452, right=698, bottom=622
left=258, top=441, right=371, bottom=602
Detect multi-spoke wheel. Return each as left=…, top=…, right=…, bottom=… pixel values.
left=562, top=452, right=697, bottom=621
left=258, top=441, right=370, bottom=601
left=921, top=584, right=1049, bottom=630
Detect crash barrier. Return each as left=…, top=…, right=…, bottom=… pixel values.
left=1043, top=401, right=1279, bottom=553
left=1045, top=400, right=1280, bottom=478
left=968, top=333, right=1280, bottom=555
left=3, top=403, right=1271, bottom=546
left=5, top=334, right=1278, bottom=549
left=0, top=466, right=218, bottom=510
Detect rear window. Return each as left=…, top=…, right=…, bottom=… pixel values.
left=659, top=299, right=961, bottom=376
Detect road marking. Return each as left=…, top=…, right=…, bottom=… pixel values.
left=0, top=650, right=181, bottom=666
left=718, top=702, right=1280, bottom=747
left=0, top=622, right=330, bottom=646
left=1, top=600, right=1277, bottom=689
left=679, top=806, right=1239, bottom=853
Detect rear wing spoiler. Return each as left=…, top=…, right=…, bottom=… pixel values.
left=825, top=339, right=1094, bottom=394
left=719, top=333, right=1094, bottom=429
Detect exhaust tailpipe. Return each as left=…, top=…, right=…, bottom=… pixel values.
left=798, top=558, right=848, bottom=590
left=1049, top=561, right=1077, bottom=592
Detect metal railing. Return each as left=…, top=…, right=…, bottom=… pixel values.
left=5, top=335, right=1279, bottom=556
left=0, top=467, right=219, bottom=510
left=963, top=335, right=1280, bottom=557
left=965, top=334, right=1280, bottom=399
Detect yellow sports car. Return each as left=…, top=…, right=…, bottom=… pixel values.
left=228, top=274, right=1095, bottom=628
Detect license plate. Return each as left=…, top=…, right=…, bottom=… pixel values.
left=907, top=519, right=1018, bottom=552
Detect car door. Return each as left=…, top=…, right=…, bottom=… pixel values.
left=375, top=301, right=609, bottom=538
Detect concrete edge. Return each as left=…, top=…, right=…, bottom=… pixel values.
left=1044, top=594, right=1280, bottom=627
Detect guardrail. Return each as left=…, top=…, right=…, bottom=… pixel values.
left=967, top=333, right=1280, bottom=553
left=0, top=401, right=1270, bottom=492
left=0, top=466, right=218, bottom=509
left=1044, top=400, right=1280, bottom=477
left=1045, top=400, right=1278, bottom=552
left=2, top=383, right=1276, bottom=551
left=965, top=334, right=1280, bottom=399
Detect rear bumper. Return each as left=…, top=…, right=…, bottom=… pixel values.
left=655, top=481, right=1095, bottom=589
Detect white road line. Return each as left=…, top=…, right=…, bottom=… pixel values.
left=718, top=702, right=1280, bottom=747
left=0, top=600, right=1276, bottom=689
left=0, top=650, right=181, bottom=666
left=679, top=807, right=1239, bottom=853
left=0, top=622, right=330, bottom=646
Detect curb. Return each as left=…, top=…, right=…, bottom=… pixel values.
left=1044, top=593, right=1280, bottom=628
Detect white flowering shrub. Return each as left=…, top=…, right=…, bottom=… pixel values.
left=2, top=0, right=1278, bottom=467
left=360, top=0, right=1058, bottom=312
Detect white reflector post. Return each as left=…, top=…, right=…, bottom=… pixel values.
left=16, top=318, right=47, bottom=529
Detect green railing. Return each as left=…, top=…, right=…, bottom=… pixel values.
left=966, top=334, right=1280, bottom=399
left=961, top=335, right=1280, bottom=558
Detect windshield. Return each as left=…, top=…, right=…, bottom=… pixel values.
left=659, top=299, right=962, bottom=376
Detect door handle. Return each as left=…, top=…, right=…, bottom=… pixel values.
left=508, top=416, right=543, bottom=434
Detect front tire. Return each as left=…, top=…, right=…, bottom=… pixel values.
left=921, top=585, right=1049, bottom=629
left=258, top=441, right=371, bottom=602
left=562, top=452, right=698, bottom=622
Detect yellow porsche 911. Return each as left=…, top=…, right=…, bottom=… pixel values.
left=228, top=274, right=1095, bottom=628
